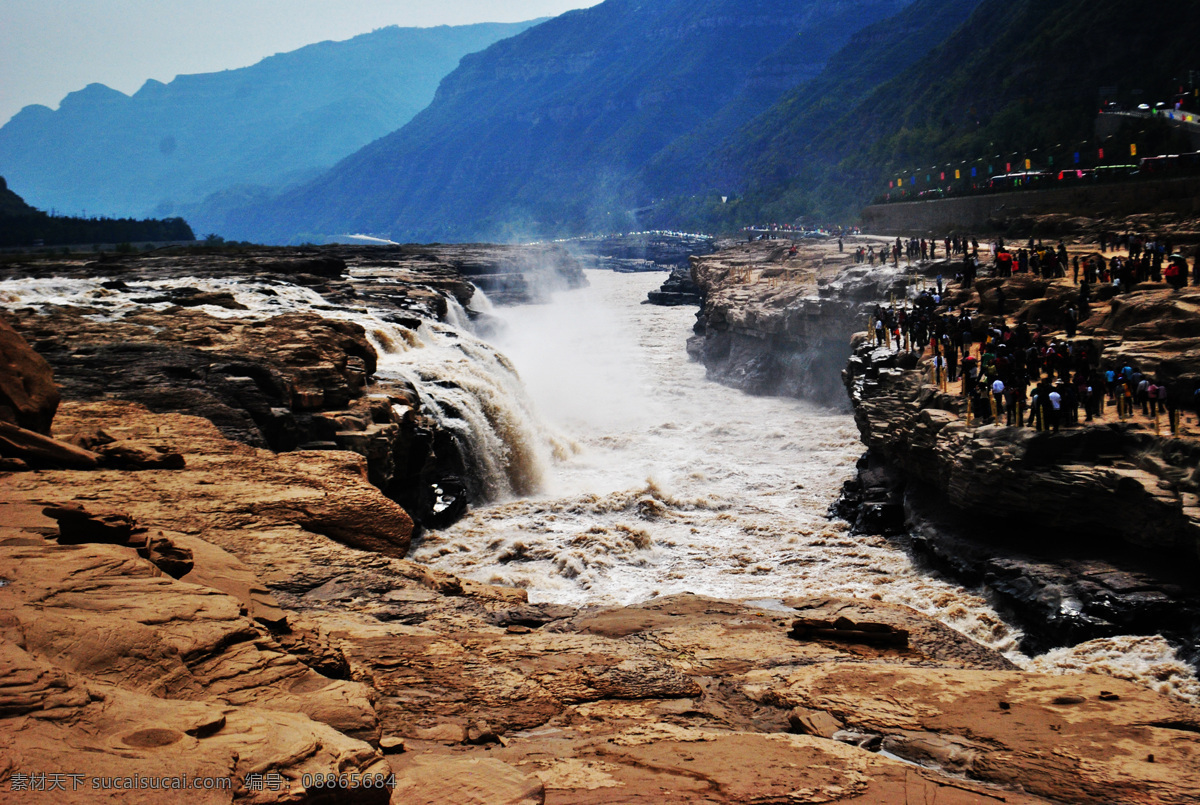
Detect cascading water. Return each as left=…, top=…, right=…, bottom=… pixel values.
left=361, top=311, right=569, bottom=500
left=0, top=272, right=558, bottom=501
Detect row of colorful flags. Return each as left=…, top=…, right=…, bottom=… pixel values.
left=887, top=144, right=1147, bottom=189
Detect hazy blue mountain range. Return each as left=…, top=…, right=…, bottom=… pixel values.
left=661, top=0, right=1200, bottom=228
left=0, top=21, right=539, bottom=230
left=224, top=0, right=915, bottom=244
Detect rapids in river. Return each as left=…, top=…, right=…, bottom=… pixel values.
left=1, top=265, right=1197, bottom=701
left=413, top=270, right=1200, bottom=702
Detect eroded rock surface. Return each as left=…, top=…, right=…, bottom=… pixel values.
left=0, top=638, right=391, bottom=804
left=1, top=400, right=1197, bottom=802
left=3, top=242, right=1199, bottom=802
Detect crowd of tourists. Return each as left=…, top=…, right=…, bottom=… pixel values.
left=867, top=231, right=1200, bottom=433
left=852, top=235, right=980, bottom=266
left=993, top=235, right=1200, bottom=291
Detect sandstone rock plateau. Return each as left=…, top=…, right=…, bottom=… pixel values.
left=1, top=245, right=1199, bottom=803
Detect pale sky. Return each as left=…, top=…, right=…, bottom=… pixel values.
left=0, top=0, right=601, bottom=126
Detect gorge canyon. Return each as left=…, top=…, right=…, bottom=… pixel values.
left=2, top=238, right=1199, bottom=803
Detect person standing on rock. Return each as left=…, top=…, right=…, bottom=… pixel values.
left=1046, top=385, right=1062, bottom=432
left=1028, top=383, right=1042, bottom=428
left=1167, top=256, right=1188, bottom=291
left=1010, top=375, right=1028, bottom=426
left=1064, top=305, right=1078, bottom=339
left=1085, top=372, right=1102, bottom=421
left=1063, top=380, right=1079, bottom=426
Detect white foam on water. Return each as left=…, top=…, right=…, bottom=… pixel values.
left=1025, top=635, right=1200, bottom=701
left=414, top=272, right=1021, bottom=648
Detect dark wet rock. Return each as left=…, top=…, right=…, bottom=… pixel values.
left=647, top=266, right=704, bottom=306
left=790, top=616, right=910, bottom=648
left=254, top=255, right=347, bottom=277
left=136, top=287, right=248, bottom=309
left=835, top=268, right=1200, bottom=660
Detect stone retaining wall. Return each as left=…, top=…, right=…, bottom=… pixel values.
left=861, top=176, right=1200, bottom=234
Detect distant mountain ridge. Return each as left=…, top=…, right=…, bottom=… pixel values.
left=226, top=0, right=915, bottom=244
left=0, top=21, right=539, bottom=229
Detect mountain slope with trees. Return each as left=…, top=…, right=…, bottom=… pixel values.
left=665, top=0, right=1200, bottom=228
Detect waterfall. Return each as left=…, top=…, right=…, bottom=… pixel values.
left=467, top=286, right=496, bottom=314
left=0, top=273, right=560, bottom=502
left=363, top=313, right=566, bottom=500
left=443, top=295, right=473, bottom=330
